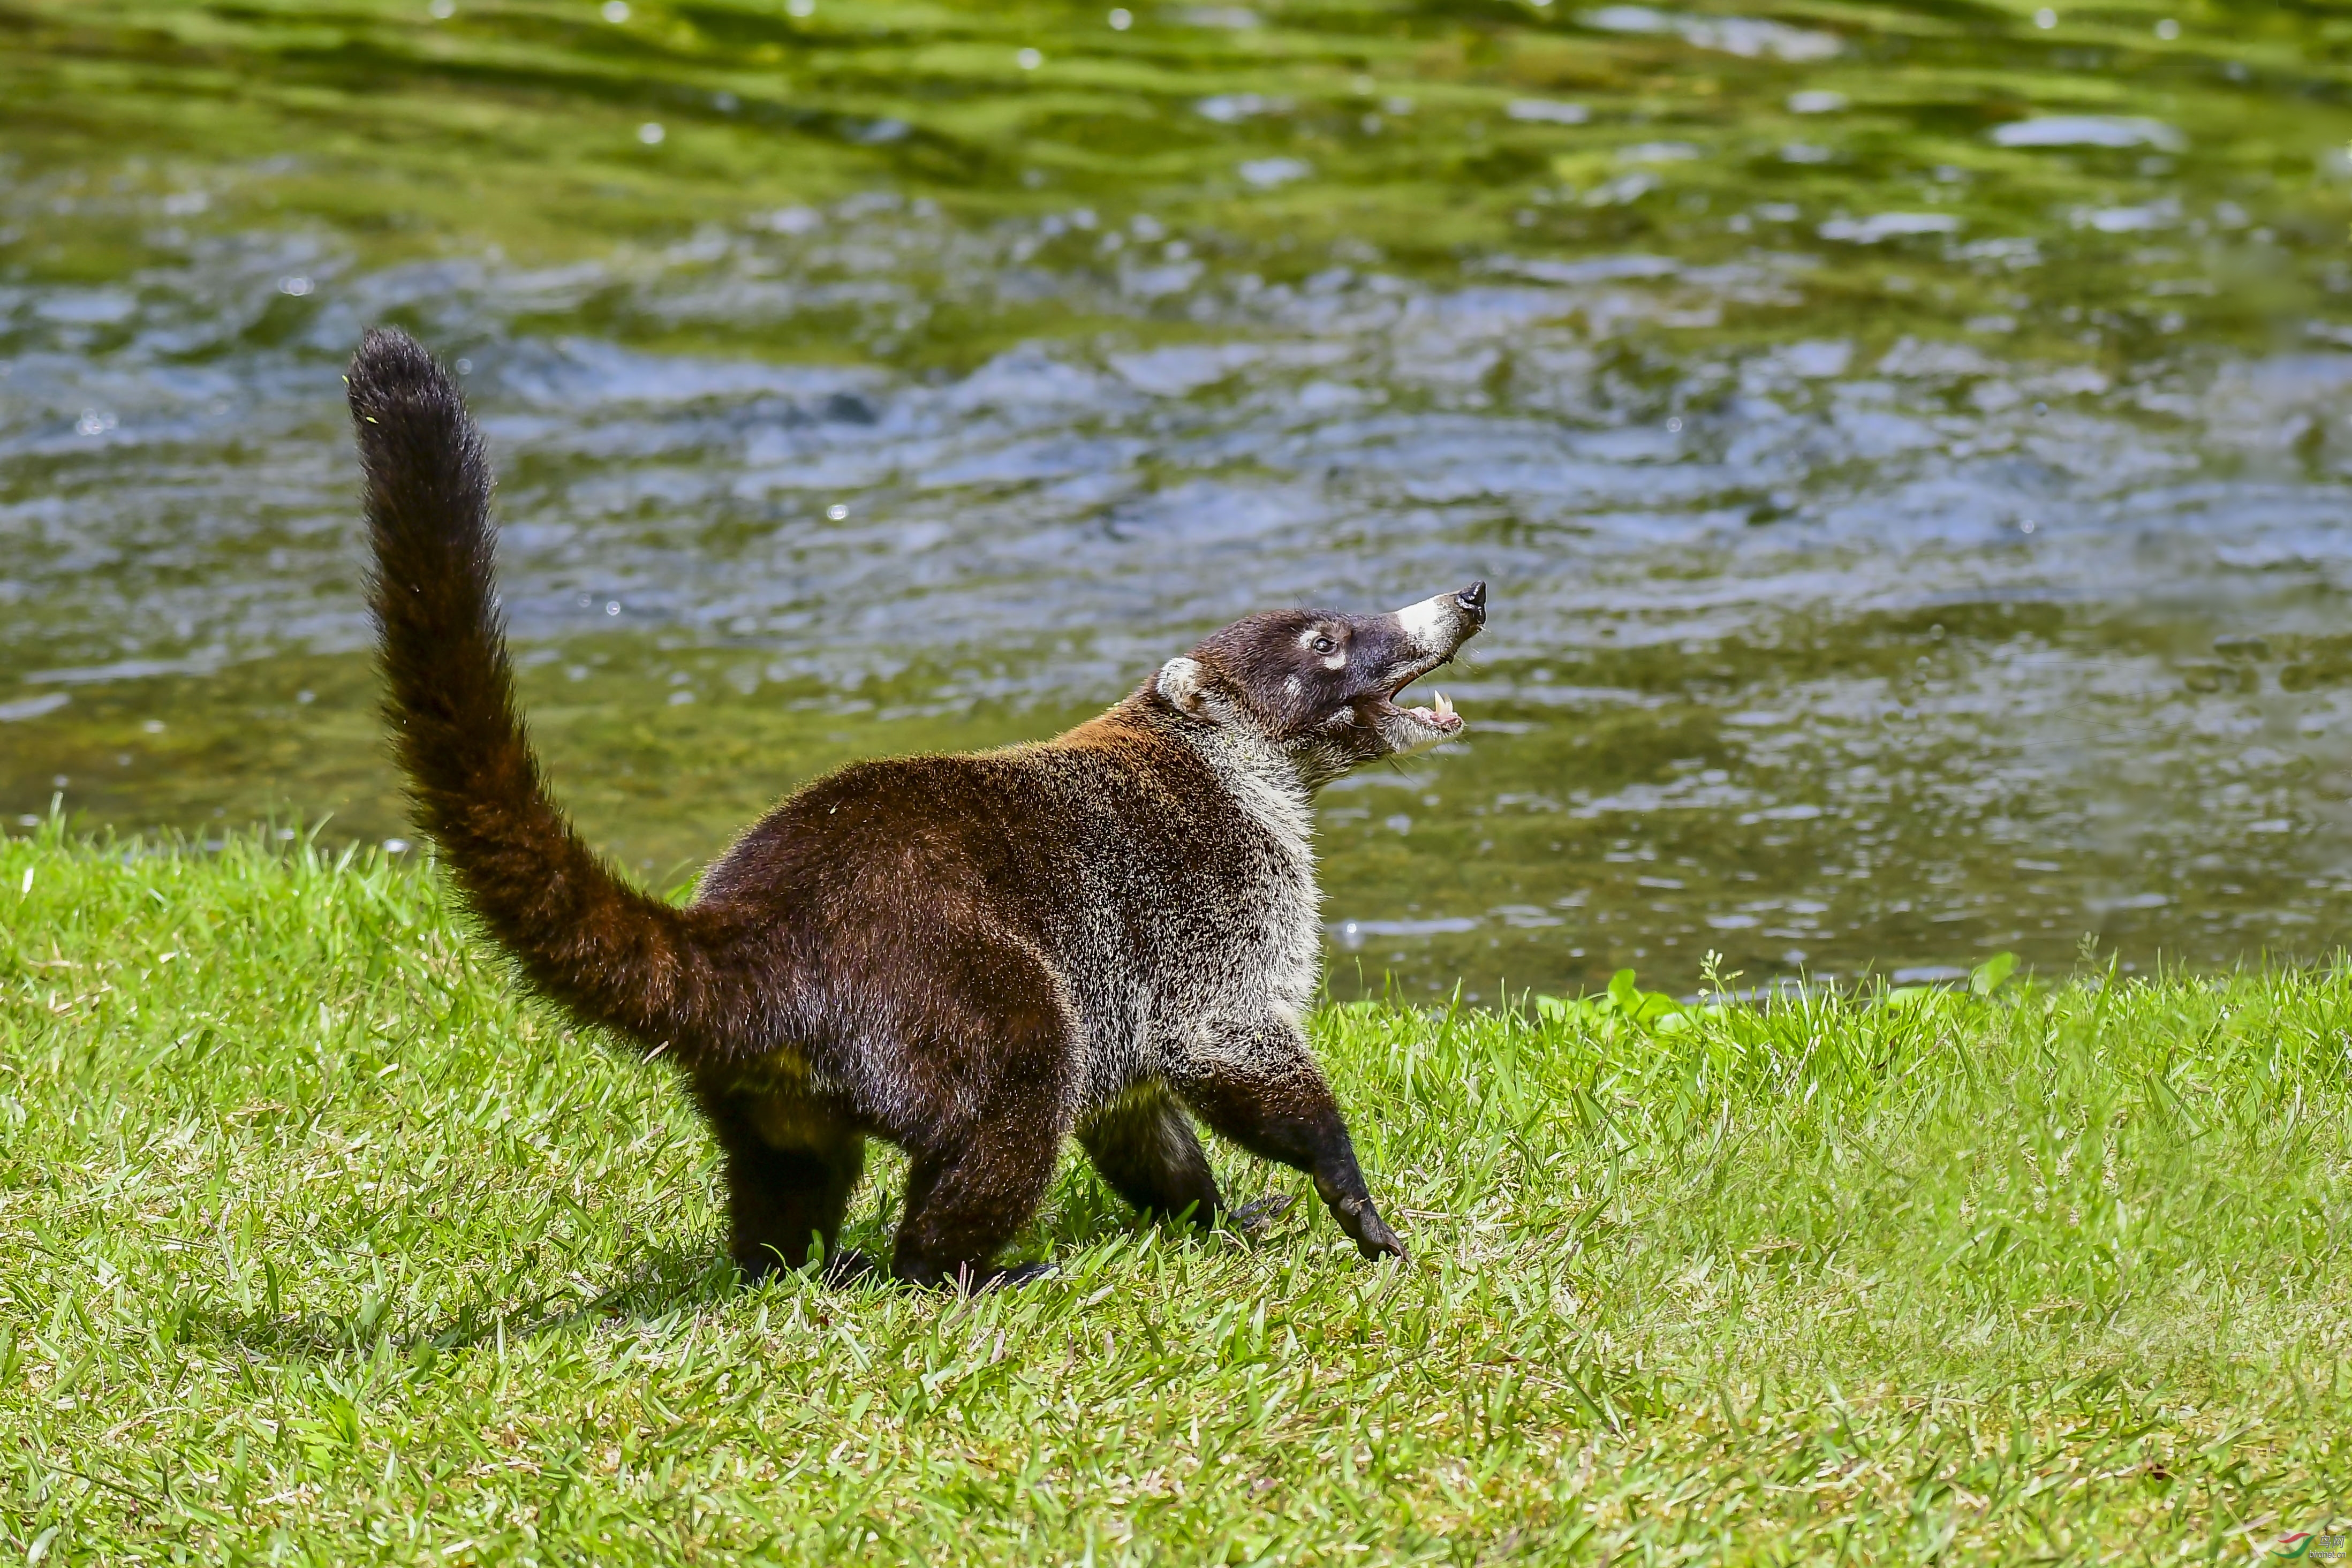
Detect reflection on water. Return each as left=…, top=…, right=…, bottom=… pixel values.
left=4, top=0, right=2351, bottom=997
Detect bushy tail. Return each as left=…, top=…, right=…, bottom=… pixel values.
left=349, top=327, right=751, bottom=1063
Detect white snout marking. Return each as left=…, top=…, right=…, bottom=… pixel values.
left=1393, top=594, right=1454, bottom=650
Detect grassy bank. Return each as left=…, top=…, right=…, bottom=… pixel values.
left=2, top=824, right=2348, bottom=1564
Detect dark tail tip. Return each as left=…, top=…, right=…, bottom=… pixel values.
left=348, top=326, right=458, bottom=426
left=347, top=327, right=489, bottom=551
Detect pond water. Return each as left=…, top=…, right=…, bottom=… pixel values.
left=5, top=0, right=2352, bottom=998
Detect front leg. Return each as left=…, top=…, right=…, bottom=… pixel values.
left=1168, top=1022, right=1407, bottom=1263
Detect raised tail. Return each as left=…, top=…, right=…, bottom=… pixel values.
left=348, top=327, right=753, bottom=1063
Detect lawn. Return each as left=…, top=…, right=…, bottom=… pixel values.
left=2, top=822, right=2347, bottom=1564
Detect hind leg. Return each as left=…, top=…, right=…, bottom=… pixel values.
left=888, top=1019, right=1069, bottom=1290
left=890, top=1128, right=1063, bottom=1290
left=1078, top=1086, right=1226, bottom=1229
left=699, top=1091, right=868, bottom=1283
left=876, top=922, right=1079, bottom=1288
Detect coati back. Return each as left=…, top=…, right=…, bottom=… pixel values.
left=348, top=327, right=1486, bottom=1289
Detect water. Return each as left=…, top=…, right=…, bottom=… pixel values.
left=5, top=0, right=2352, bottom=998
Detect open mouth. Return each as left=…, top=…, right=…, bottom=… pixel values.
left=1373, top=668, right=1465, bottom=740
left=1397, top=687, right=1462, bottom=734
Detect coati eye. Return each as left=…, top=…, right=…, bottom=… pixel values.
left=1311, top=635, right=1336, bottom=654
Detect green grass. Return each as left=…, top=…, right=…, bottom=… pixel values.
left=2, top=822, right=2349, bottom=1564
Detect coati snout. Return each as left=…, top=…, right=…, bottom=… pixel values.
left=346, top=325, right=1487, bottom=1291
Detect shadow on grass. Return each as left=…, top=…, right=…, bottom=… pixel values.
left=180, top=1169, right=1306, bottom=1366
left=178, top=1237, right=744, bottom=1365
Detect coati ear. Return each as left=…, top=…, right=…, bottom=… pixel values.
left=1156, top=655, right=1211, bottom=716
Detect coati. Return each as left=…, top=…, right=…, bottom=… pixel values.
left=347, top=326, right=1486, bottom=1290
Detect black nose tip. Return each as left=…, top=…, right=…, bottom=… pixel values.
left=1457, top=580, right=1487, bottom=623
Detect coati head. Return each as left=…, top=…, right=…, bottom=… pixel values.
left=1152, top=582, right=1488, bottom=786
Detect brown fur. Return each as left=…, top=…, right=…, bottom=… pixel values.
left=348, top=327, right=1485, bottom=1289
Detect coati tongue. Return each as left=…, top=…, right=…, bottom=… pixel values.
left=1402, top=690, right=1462, bottom=730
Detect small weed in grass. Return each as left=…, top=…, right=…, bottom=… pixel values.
left=2, top=824, right=2348, bottom=1563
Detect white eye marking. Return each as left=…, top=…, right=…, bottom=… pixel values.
left=1297, top=625, right=1347, bottom=668
left=1393, top=595, right=1451, bottom=647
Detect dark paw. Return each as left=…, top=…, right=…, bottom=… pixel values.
left=973, top=1260, right=1058, bottom=1293
left=928, top=1259, right=1059, bottom=1293
left=1347, top=1208, right=1409, bottom=1264
left=1226, top=1192, right=1299, bottom=1240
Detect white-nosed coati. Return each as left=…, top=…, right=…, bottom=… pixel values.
left=348, top=327, right=1486, bottom=1290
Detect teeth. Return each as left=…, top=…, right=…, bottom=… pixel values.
left=1433, top=691, right=1456, bottom=722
